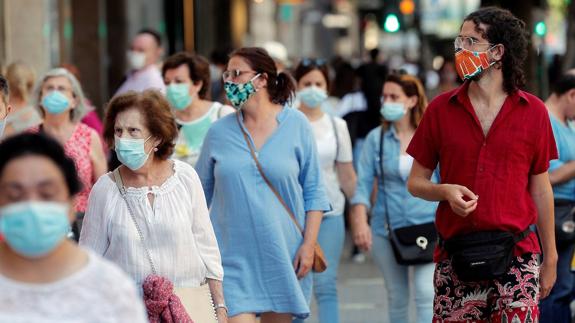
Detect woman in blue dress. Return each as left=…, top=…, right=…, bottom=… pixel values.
left=350, top=73, right=437, bottom=323
left=195, top=47, right=330, bottom=323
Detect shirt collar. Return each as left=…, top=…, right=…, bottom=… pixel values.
left=448, top=81, right=529, bottom=106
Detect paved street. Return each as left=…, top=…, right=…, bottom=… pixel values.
left=306, top=235, right=418, bottom=323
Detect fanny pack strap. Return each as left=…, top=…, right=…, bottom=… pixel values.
left=438, top=227, right=532, bottom=249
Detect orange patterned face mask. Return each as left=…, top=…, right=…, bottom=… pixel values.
left=454, top=48, right=496, bottom=80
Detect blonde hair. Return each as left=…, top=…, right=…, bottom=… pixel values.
left=32, top=68, right=88, bottom=123
left=6, top=61, right=36, bottom=103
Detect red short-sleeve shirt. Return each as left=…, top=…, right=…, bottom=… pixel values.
left=407, top=81, right=558, bottom=261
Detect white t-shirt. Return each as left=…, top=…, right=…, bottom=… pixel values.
left=309, top=114, right=353, bottom=216
left=0, top=249, right=147, bottom=323
left=399, top=154, right=414, bottom=181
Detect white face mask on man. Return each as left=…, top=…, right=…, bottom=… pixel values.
left=127, top=51, right=146, bottom=70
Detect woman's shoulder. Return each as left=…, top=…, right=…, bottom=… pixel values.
left=91, top=172, right=117, bottom=196
left=208, top=109, right=237, bottom=133
left=173, top=159, right=201, bottom=183
left=366, top=125, right=383, bottom=140
left=212, top=102, right=235, bottom=118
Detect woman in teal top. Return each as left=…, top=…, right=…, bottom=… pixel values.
left=540, top=72, right=575, bottom=323
left=162, top=52, right=235, bottom=167
left=195, top=47, right=330, bottom=323
left=350, top=73, right=438, bottom=323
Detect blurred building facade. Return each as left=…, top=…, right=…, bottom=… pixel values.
left=0, top=0, right=572, bottom=109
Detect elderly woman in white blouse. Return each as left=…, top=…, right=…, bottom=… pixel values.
left=79, top=90, right=226, bottom=322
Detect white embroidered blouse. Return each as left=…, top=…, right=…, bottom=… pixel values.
left=79, top=159, right=223, bottom=289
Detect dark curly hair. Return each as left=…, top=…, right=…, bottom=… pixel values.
left=464, top=7, right=529, bottom=94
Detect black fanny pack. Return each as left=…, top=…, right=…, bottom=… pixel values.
left=440, top=229, right=531, bottom=282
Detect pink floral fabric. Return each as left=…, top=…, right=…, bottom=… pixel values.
left=433, top=254, right=540, bottom=323
left=143, top=275, right=193, bottom=323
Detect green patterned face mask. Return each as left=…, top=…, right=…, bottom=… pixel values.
left=224, top=74, right=260, bottom=109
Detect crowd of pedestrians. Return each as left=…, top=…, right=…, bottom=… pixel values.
left=1, top=6, right=575, bottom=323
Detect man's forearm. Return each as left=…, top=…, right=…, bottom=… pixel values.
left=534, top=187, right=558, bottom=261
left=407, top=176, right=446, bottom=202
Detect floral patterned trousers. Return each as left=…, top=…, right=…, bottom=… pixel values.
left=433, top=253, right=540, bottom=323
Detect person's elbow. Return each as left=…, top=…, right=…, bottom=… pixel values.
left=407, top=175, right=419, bottom=197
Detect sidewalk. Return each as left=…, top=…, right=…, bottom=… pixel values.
left=306, top=235, right=418, bottom=323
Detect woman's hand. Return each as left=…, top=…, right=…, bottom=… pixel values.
left=350, top=204, right=372, bottom=252
left=215, top=307, right=228, bottom=323
left=293, top=242, right=315, bottom=279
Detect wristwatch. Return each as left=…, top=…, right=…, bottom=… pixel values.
left=215, top=303, right=228, bottom=313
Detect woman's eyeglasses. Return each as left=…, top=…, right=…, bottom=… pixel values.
left=222, top=70, right=257, bottom=81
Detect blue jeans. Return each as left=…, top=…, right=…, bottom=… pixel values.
left=294, top=215, right=345, bottom=323
left=371, top=234, right=434, bottom=323
left=540, top=242, right=575, bottom=323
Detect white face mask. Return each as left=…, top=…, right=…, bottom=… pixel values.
left=127, top=51, right=146, bottom=70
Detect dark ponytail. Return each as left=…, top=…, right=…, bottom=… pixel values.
left=230, top=47, right=295, bottom=106
left=269, top=72, right=295, bottom=106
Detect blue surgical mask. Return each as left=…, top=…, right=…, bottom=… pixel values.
left=380, top=102, right=406, bottom=121
left=224, top=74, right=260, bottom=109
left=42, top=91, right=70, bottom=115
left=115, top=136, right=153, bottom=171
left=0, top=201, right=70, bottom=258
left=297, top=86, right=328, bottom=108
left=166, top=83, right=192, bottom=111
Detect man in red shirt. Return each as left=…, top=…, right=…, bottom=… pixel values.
left=407, top=7, right=557, bottom=322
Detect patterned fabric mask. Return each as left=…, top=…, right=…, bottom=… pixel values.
left=454, top=47, right=496, bottom=81
left=224, top=74, right=260, bottom=109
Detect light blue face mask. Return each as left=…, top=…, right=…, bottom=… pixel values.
left=224, top=74, right=260, bottom=109
left=166, top=83, right=192, bottom=111
left=297, top=86, right=328, bottom=108
left=380, top=102, right=407, bottom=122
left=114, top=136, right=153, bottom=171
left=0, top=201, right=70, bottom=258
left=42, top=91, right=70, bottom=115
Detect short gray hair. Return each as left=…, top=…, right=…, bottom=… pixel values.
left=33, top=68, right=88, bottom=123
left=0, top=74, right=9, bottom=105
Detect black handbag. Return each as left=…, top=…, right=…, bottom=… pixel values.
left=554, top=199, right=575, bottom=244
left=378, top=129, right=437, bottom=265
left=441, top=229, right=531, bottom=281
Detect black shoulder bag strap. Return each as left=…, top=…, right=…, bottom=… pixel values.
left=378, top=128, right=393, bottom=233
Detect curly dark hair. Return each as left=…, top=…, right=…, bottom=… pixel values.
left=464, top=7, right=529, bottom=93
